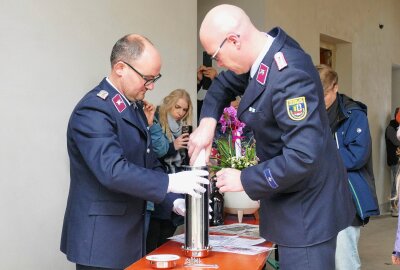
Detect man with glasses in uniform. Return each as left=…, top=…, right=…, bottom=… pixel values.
left=60, top=34, right=209, bottom=270
left=188, top=5, right=355, bottom=270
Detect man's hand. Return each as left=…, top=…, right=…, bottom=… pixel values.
left=142, top=100, right=156, bottom=126
left=396, top=147, right=400, bottom=157
left=215, top=168, right=244, bottom=193
left=168, top=170, right=209, bottom=198
left=188, top=118, right=217, bottom=165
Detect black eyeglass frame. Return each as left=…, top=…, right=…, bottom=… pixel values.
left=210, top=34, right=240, bottom=61
left=122, top=61, right=162, bottom=87
left=211, top=38, right=227, bottom=61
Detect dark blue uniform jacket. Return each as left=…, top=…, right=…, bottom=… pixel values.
left=200, top=27, right=355, bottom=247
left=60, top=78, right=170, bottom=269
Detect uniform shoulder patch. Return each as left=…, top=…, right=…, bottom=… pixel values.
left=97, top=90, right=109, bottom=100
left=112, top=94, right=127, bottom=113
left=256, top=63, right=269, bottom=85
left=274, top=52, right=288, bottom=71
left=286, top=96, right=307, bottom=121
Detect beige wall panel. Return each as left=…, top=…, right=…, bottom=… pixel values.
left=265, top=0, right=400, bottom=212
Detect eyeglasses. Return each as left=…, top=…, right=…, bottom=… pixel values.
left=211, top=38, right=227, bottom=61
left=211, top=34, right=240, bottom=61
left=122, top=61, right=162, bottom=87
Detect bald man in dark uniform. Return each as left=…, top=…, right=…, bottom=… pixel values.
left=188, top=5, right=355, bottom=270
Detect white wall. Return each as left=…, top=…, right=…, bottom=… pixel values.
left=0, top=0, right=197, bottom=269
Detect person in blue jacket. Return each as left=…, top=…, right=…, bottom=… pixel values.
left=145, top=89, right=193, bottom=253
left=317, top=64, right=379, bottom=270
left=60, top=34, right=208, bottom=270
left=386, top=107, right=400, bottom=216
left=188, top=5, right=355, bottom=270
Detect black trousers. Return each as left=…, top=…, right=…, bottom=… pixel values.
left=146, top=218, right=177, bottom=254
left=76, top=264, right=121, bottom=270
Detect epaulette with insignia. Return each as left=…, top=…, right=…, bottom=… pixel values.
left=97, top=90, right=109, bottom=100
left=274, top=52, right=288, bottom=71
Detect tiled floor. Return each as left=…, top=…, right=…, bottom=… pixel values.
left=265, top=213, right=399, bottom=269
left=359, top=213, right=398, bottom=269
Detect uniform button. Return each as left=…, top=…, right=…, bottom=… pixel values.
left=147, top=148, right=150, bottom=154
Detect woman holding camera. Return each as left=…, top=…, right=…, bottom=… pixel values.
left=144, top=88, right=193, bottom=253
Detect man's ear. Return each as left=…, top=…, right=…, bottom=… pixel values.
left=333, top=83, right=339, bottom=94
left=227, top=33, right=240, bottom=48
left=114, top=62, right=125, bottom=76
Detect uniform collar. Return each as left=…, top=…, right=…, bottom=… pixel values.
left=250, top=33, right=275, bottom=78
left=106, top=77, right=132, bottom=106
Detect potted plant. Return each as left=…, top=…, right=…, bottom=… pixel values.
left=210, top=106, right=260, bottom=223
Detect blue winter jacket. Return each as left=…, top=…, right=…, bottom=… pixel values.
left=148, top=110, right=183, bottom=225
left=330, top=94, right=380, bottom=223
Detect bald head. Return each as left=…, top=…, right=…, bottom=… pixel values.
left=200, top=5, right=251, bottom=45
left=199, top=4, right=266, bottom=74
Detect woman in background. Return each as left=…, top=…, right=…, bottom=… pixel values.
left=146, top=89, right=193, bottom=253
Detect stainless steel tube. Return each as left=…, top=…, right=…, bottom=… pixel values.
left=182, top=165, right=211, bottom=258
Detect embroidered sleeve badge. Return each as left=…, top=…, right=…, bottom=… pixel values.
left=264, top=168, right=278, bottom=189
left=286, top=96, right=307, bottom=121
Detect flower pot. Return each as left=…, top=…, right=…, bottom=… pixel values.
left=224, top=191, right=260, bottom=223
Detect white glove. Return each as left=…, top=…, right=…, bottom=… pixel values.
left=168, top=170, right=209, bottom=198
left=173, top=198, right=212, bottom=218
left=172, top=198, right=186, bottom=216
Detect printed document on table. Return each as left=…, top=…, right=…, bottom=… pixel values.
left=168, top=234, right=271, bottom=255
left=209, top=223, right=261, bottom=239
left=211, top=245, right=274, bottom=255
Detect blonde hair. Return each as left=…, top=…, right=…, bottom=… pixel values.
left=316, top=64, right=338, bottom=91
left=158, top=89, right=193, bottom=139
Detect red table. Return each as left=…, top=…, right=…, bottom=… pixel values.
left=126, top=213, right=272, bottom=270
left=125, top=238, right=273, bottom=270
